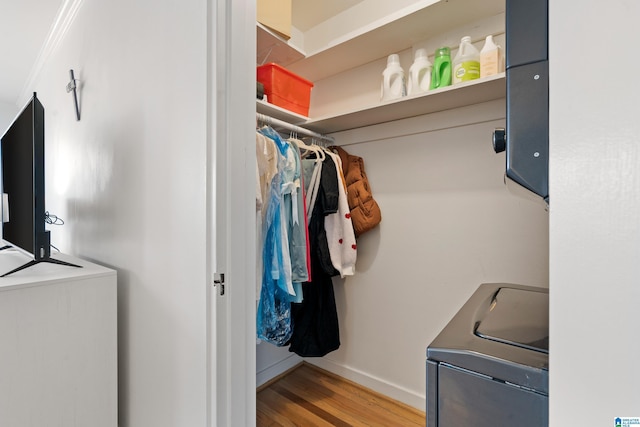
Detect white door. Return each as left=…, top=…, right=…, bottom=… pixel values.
left=207, top=0, right=257, bottom=425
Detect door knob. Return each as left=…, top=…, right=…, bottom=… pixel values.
left=493, top=128, right=506, bottom=153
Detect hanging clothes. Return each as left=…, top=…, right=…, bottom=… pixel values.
left=282, top=141, right=309, bottom=284
left=262, top=127, right=295, bottom=296
left=256, top=127, right=294, bottom=346
left=293, top=139, right=324, bottom=222
left=255, top=119, right=365, bottom=356
left=289, top=140, right=314, bottom=285
left=289, top=153, right=341, bottom=357
left=324, top=150, right=357, bottom=278
left=329, top=145, right=382, bottom=236
left=287, top=141, right=313, bottom=303
left=256, top=169, right=293, bottom=345
left=256, top=132, right=279, bottom=301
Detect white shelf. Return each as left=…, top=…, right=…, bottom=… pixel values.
left=257, top=23, right=304, bottom=66
left=258, top=0, right=504, bottom=81
left=287, top=0, right=505, bottom=82
left=256, top=99, right=309, bottom=125
left=257, top=74, right=505, bottom=134
left=302, top=73, right=506, bottom=134
left=256, top=0, right=506, bottom=134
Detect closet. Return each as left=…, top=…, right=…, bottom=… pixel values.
left=255, top=0, right=549, bottom=415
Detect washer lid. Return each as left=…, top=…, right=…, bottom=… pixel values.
left=475, top=287, right=549, bottom=353
left=427, top=284, right=548, bottom=393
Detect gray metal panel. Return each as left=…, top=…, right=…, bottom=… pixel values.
left=426, top=360, right=438, bottom=427
left=427, top=283, right=548, bottom=394
left=438, top=364, right=548, bottom=426
left=506, top=0, right=548, bottom=68
left=505, top=61, right=549, bottom=200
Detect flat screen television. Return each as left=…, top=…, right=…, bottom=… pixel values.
left=1, top=93, right=80, bottom=277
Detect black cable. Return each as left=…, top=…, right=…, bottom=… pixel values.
left=44, top=211, right=65, bottom=225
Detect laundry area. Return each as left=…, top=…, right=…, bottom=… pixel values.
left=254, top=0, right=549, bottom=424
left=426, top=283, right=548, bottom=426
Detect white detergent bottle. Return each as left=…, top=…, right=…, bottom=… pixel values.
left=453, top=36, right=480, bottom=84
left=407, top=48, right=432, bottom=95
left=480, top=34, right=502, bottom=78
left=381, top=54, right=406, bottom=101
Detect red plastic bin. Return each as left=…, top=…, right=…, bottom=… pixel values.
left=257, top=63, right=314, bottom=116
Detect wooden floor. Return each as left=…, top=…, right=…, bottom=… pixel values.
left=257, top=363, right=425, bottom=427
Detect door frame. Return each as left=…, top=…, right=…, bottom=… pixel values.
left=207, top=0, right=257, bottom=425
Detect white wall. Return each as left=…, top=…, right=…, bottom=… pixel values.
left=28, top=0, right=209, bottom=425
left=256, top=342, right=301, bottom=387
left=0, top=100, right=19, bottom=137
left=549, top=1, right=640, bottom=425
left=305, top=99, right=548, bottom=409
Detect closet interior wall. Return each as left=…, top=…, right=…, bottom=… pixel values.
left=310, top=99, right=548, bottom=410
left=256, top=4, right=548, bottom=412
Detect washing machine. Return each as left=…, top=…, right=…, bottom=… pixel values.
left=426, top=283, right=548, bottom=426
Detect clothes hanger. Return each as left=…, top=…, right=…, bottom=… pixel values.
left=291, top=137, right=325, bottom=161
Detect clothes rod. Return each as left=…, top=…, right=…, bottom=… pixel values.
left=256, top=112, right=335, bottom=143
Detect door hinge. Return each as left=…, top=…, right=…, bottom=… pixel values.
left=213, top=273, right=225, bottom=296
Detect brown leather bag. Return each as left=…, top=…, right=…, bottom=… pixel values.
left=330, top=146, right=381, bottom=236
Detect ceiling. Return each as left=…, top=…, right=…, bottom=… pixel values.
left=0, top=0, right=363, bottom=106
left=292, top=0, right=366, bottom=31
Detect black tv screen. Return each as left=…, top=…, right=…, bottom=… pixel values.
left=1, top=93, right=48, bottom=259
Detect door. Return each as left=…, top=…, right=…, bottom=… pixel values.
left=207, top=0, right=257, bottom=425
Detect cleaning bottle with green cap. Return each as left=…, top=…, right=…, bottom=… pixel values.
left=429, top=46, right=452, bottom=90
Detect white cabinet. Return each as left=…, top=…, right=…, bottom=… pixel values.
left=0, top=251, right=117, bottom=427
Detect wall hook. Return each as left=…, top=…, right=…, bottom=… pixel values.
left=66, top=69, right=81, bottom=121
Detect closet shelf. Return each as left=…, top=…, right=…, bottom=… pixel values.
left=256, top=74, right=505, bottom=134
left=256, top=0, right=506, bottom=134
left=286, top=0, right=505, bottom=83
left=301, top=73, right=506, bottom=134
left=257, top=23, right=304, bottom=67
left=257, top=0, right=504, bottom=82
left=257, top=99, right=308, bottom=125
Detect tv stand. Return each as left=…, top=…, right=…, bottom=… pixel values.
left=0, top=256, right=82, bottom=277
left=0, top=252, right=117, bottom=426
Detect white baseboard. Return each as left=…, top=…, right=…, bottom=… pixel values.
left=305, top=357, right=426, bottom=411
left=256, top=353, right=303, bottom=388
